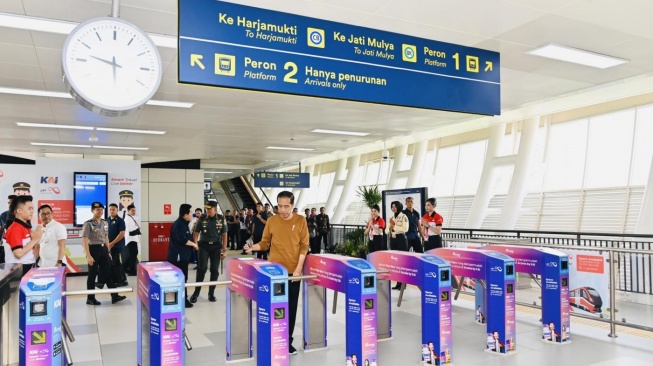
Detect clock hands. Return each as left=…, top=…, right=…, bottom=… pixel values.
left=90, top=55, right=123, bottom=84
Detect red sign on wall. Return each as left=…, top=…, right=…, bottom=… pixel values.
left=148, top=222, right=172, bottom=261
left=164, top=204, right=172, bottom=215
left=37, top=200, right=73, bottom=225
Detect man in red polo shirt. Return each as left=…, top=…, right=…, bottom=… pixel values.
left=4, top=195, right=42, bottom=276
left=421, top=198, right=443, bottom=251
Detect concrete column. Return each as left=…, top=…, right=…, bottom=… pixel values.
left=465, top=123, right=505, bottom=228
left=497, top=117, right=540, bottom=230
left=332, top=155, right=361, bottom=224
left=387, top=144, right=408, bottom=190
left=324, top=157, right=348, bottom=217
left=407, top=140, right=428, bottom=188
left=294, top=165, right=314, bottom=210
left=636, top=156, right=653, bottom=234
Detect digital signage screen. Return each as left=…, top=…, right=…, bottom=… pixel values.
left=74, top=172, right=108, bottom=226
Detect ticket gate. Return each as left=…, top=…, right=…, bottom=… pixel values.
left=226, top=258, right=290, bottom=366
left=368, top=250, right=453, bottom=365
left=17, top=267, right=67, bottom=366
left=429, top=248, right=517, bottom=355
left=303, top=254, right=378, bottom=366
left=486, top=246, right=571, bottom=343
left=0, top=264, right=22, bottom=366
left=137, top=262, right=186, bottom=366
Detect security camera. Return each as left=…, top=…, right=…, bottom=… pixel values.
left=382, top=150, right=390, bottom=160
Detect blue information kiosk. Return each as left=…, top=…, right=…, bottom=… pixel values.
left=18, top=267, right=66, bottom=366
left=487, top=246, right=571, bottom=343
left=225, top=258, right=289, bottom=366
left=368, top=251, right=454, bottom=365
left=302, top=254, right=378, bottom=366
left=137, top=262, right=186, bottom=366
left=429, top=248, right=517, bottom=355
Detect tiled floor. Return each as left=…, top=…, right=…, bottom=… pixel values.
left=57, top=266, right=653, bottom=366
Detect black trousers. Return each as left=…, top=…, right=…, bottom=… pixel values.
left=288, top=277, right=301, bottom=344
left=407, top=236, right=423, bottom=253
left=110, top=245, right=126, bottom=284
left=369, top=235, right=385, bottom=253
left=309, top=236, right=321, bottom=254
left=229, top=226, right=239, bottom=249
left=317, top=233, right=329, bottom=250
left=193, top=241, right=221, bottom=297
left=170, top=260, right=190, bottom=299
left=87, top=245, right=116, bottom=300
left=253, top=234, right=267, bottom=260
left=424, top=235, right=443, bottom=251
left=239, top=229, right=248, bottom=250
left=389, top=234, right=408, bottom=251
left=123, top=241, right=139, bottom=275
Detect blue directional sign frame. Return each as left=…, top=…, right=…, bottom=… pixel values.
left=178, top=1, right=500, bottom=115
left=254, top=172, right=310, bottom=188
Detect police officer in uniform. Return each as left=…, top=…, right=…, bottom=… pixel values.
left=81, top=202, right=127, bottom=306
left=190, top=201, right=227, bottom=303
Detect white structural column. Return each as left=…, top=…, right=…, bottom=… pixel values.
left=407, top=140, right=428, bottom=188
left=465, top=123, right=506, bottom=228
left=294, top=164, right=314, bottom=209
left=324, top=158, right=348, bottom=216
left=636, top=156, right=653, bottom=234
left=497, top=117, right=540, bottom=229
left=387, top=144, right=408, bottom=190
left=332, top=155, right=361, bottom=224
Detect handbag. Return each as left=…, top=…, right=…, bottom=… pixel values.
left=127, top=215, right=141, bottom=236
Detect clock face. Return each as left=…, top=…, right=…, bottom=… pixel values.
left=62, top=17, right=162, bottom=115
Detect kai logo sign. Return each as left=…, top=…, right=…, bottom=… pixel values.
left=40, top=176, right=58, bottom=184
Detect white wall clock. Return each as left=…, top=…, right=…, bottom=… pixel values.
left=62, top=17, right=162, bottom=116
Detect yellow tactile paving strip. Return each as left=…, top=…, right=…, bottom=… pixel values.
left=452, top=291, right=653, bottom=339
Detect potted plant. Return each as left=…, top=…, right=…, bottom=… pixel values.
left=334, top=228, right=368, bottom=258
left=356, top=185, right=381, bottom=208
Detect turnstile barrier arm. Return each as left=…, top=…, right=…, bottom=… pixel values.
left=397, top=283, right=407, bottom=307
left=62, top=317, right=75, bottom=342
left=62, top=337, right=73, bottom=366
left=183, top=328, right=192, bottom=351
left=454, top=276, right=465, bottom=300
left=332, top=290, right=338, bottom=314
left=62, top=287, right=134, bottom=296
left=185, top=280, right=232, bottom=288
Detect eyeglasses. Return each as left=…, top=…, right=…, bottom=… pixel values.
left=40, top=212, right=52, bottom=216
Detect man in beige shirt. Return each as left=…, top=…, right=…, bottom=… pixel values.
left=245, top=191, right=309, bottom=355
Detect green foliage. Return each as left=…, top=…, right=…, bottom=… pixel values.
left=334, top=228, right=368, bottom=258
left=356, top=185, right=381, bottom=208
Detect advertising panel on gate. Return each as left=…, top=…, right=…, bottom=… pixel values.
left=563, top=249, right=609, bottom=318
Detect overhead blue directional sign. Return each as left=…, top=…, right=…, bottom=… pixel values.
left=254, top=172, right=310, bottom=188
left=178, top=1, right=501, bottom=115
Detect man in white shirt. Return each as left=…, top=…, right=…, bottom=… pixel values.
left=123, top=204, right=141, bottom=276
left=36, top=204, right=67, bottom=268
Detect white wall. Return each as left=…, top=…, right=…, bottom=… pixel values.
left=140, top=168, right=204, bottom=260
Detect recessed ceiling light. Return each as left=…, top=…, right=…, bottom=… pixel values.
left=205, top=171, right=233, bottom=174
left=266, top=146, right=315, bottom=151
left=92, top=145, right=149, bottom=151
left=31, top=142, right=91, bottom=148
left=311, top=129, right=370, bottom=136
left=527, top=44, right=628, bottom=69
left=96, top=127, right=166, bottom=135
left=0, top=87, right=194, bottom=109
left=17, top=122, right=94, bottom=130
left=0, top=12, right=177, bottom=49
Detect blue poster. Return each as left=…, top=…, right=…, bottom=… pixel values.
left=178, top=1, right=500, bottom=115
left=254, top=172, right=310, bottom=188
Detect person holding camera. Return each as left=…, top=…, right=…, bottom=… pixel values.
left=123, top=204, right=141, bottom=276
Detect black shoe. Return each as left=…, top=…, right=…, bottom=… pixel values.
left=86, top=299, right=101, bottom=306
left=111, top=295, right=127, bottom=304
left=240, top=251, right=247, bottom=255
left=118, top=281, right=128, bottom=287
left=208, top=295, right=217, bottom=302
left=190, top=294, right=198, bottom=303
left=392, top=286, right=401, bottom=290
left=185, top=299, right=194, bottom=308
left=95, top=282, right=105, bottom=289
left=289, top=344, right=298, bottom=355
left=192, top=266, right=198, bottom=270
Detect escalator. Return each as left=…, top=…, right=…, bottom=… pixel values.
left=223, top=176, right=259, bottom=210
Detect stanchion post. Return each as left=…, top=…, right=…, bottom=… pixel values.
left=608, top=250, right=618, bottom=338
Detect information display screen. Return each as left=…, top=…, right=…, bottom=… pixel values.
left=74, top=172, right=108, bottom=226
left=30, top=300, right=47, bottom=316
left=164, top=291, right=178, bottom=305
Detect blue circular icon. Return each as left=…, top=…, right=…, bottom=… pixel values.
left=310, top=31, right=322, bottom=44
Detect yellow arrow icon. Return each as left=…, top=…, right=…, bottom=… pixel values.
left=191, top=54, right=205, bottom=70
left=32, top=331, right=46, bottom=344
left=485, top=61, right=493, bottom=72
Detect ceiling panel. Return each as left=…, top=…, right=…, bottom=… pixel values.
left=0, top=0, right=25, bottom=14
left=0, top=28, right=32, bottom=46
left=0, top=43, right=39, bottom=65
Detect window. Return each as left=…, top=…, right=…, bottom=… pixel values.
left=315, top=172, right=335, bottom=202
left=544, top=119, right=588, bottom=191
left=363, top=162, right=380, bottom=185
left=433, top=146, right=459, bottom=197
left=631, top=105, right=653, bottom=186
left=454, top=140, right=487, bottom=195
left=419, top=149, right=437, bottom=189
